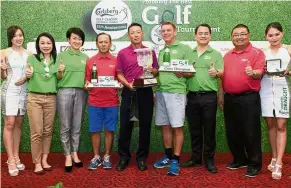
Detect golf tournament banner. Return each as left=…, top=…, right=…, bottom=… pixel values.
left=1, top=0, right=291, bottom=153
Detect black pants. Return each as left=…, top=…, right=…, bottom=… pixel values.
left=224, top=92, right=262, bottom=170
left=118, top=87, right=153, bottom=162
left=186, top=91, right=217, bottom=163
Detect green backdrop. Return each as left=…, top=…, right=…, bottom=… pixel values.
left=1, top=0, right=291, bottom=153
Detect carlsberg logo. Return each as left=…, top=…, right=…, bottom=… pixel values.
left=95, top=8, right=119, bottom=16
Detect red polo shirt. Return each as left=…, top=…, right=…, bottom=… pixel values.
left=223, top=43, right=265, bottom=94
left=85, top=53, right=119, bottom=107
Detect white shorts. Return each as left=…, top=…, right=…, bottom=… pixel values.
left=155, top=91, right=186, bottom=127
left=260, top=75, right=290, bottom=118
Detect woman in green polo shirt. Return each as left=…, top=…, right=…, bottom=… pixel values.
left=25, top=32, right=58, bottom=175
left=56, top=28, right=88, bottom=172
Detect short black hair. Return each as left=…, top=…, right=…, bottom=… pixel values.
left=265, top=22, right=283, bottom=35
left=128, top=23, right=142, bottom=33
left=195, top=24, right=211, bottom=35
left=35, top=32, right=57, bottom=64
left=66, top=27, right=85, bottom=45
left=161, top=21, right=176, bottom=30
left=96, top=32, right=112, bottom=43
left=7, top=25, right=24, bottom=47
left=231, top=24, right=250, bottom=35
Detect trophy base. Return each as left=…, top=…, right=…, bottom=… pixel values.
left=88, top=82, right=121, bottom=88
left=133, top=78, right=158, bottom=88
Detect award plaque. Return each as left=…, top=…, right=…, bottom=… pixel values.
left=133, top=48, right=158, bottom=88
left=266, top=59, right=284, bottom=75
left=88, top=76, right=121, bottom=88
left=159, top=59, right=196, bottom=72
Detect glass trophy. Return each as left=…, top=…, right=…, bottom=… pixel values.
left=133, top=48, right=158, bottom=88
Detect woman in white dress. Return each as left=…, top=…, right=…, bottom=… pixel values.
left=260, top=22, right=291, bottom=180
left=1, top=26, right=29, bottom=176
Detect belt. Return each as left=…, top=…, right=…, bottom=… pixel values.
left=189, top=91, right=216, bottom=95
left=30, top=92, right=56, bottom=96
left=225, top=91, right=256, bottom=96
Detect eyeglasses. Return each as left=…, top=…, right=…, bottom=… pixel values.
left=232, top=33, right=249, bottom=38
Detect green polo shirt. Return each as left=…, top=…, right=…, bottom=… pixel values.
left=56, top=48, right=88, bottom=88
left=187, top=46, right=223, bottom=92
left=27, top=54, right=58, bottom=93
left=157, top=41, right=193, bottom=94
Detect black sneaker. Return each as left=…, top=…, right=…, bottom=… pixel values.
left=181, top=159, right=202, bottom=168
left=226, top=161, right=247, bottom=170
left=245, top=168, right=260, bottom=178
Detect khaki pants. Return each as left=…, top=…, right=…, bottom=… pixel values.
left=27, top=93, right=56, bottom=164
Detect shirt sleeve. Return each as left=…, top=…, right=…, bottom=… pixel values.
left=152, top=50, right=159, bottom=69
left=253, top=49, right=266, bottom=73
left=184, top=45, right=194, bottom=65
left=117, top=51, right=124, bottom=73
left=85, top=59, right=91, bottom=81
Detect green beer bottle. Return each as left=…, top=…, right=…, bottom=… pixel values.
left=91, top=63, right=98, bottom=83
left=163, top=47, right=170, bottom=66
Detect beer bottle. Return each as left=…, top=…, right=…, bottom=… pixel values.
left=163, top=47, right=170, bottom=65
left=91, top=63, right=98, bottom=83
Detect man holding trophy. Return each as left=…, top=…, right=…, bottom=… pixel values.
left=85, top=33, right=119, bottom=170
left=153, top=22, right=194, bottom=176
left=116, top=23, right=158, bottom=171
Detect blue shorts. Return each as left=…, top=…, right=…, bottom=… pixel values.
left=88, top=105, right=118, bottom=133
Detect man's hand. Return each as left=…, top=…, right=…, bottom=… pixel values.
left=84, top=80, right=92, bottom=91
left=208, top=62, right=217, bottom=78
left=127, top=81, right=135, bottom=91
left=25, top=64, right=34, bottom=78
left=58, top=60, right=66, bottom=72
left=245, top=61, right=255, bottom=77
left=174, top=72, right=184, bottom=78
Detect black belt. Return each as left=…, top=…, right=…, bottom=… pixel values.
left=189, top=91, right=216, bottom=95
left=30, top=92, right=56, bottom=96
left=225, top=91, right=256, bottom=96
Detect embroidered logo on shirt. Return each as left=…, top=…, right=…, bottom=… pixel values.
left=172, top=50, right=178, bottom=54
left=109, top=65, right=115, bottom=68
left=241, top=58, right=249, bottom=62
left=204, top=55, right=211, bottom=60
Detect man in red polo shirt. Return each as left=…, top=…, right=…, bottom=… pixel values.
left=223, top=24, right=265, bottom=178
left=85, top=33, right=119, bottom=170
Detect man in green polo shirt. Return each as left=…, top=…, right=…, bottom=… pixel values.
left=153, top=21, right=194, bottom=176
left=181, top=24, right=223, bottom=174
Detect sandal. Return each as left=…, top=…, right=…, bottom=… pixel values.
left=267, top=158, right=276, bottom=172
left=272, top=164, right=282, bottom=180
left=15, top=156, right=25, bottom=170
left=6, top=159, right=19, bottom=176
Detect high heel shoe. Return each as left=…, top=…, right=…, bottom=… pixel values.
left=14, top=156, right=25, bottom=170
left=65, top=165, right=73, bottom=172
left=73, top=160, right=83, bottom=168
left=272, top=164, right=282, bottom=180
left=7, top=159, right=19, bottom=176
left=267, top=158, right=276, bottom=172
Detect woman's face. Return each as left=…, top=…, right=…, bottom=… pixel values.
left=68, top=33, right=83, bottom=51
left=265, top=27, right=283, bottom=47
left=39, top=36, right=53, bottom=55
left=11, top=29, right=24, bottom=47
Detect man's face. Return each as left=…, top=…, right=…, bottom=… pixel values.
left=195, top=26, right=211, bottom=45
left=128, top=26, right=143, bottom=45
left=161, top=24, right=176, bottom=44
left=231, top=27, right=250, bottom=48
left=97, top=34, right=111, bottom=54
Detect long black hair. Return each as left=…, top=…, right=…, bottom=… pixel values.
left=35, top=32, right=57, bottom=63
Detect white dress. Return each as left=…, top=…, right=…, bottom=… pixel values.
left=1, top=48, right=29, bottom=115
left=260, top=47, right=290, bottom=118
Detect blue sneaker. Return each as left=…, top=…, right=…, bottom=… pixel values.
left=154, top=156, right=171, bottom=168
left=168, top=159, right=179, bottom=176
left=102, top=155, right=112, bottom=169
left=88, top=157, right=102, bottom=170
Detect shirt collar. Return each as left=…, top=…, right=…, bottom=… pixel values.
left=39, top=53, right=54, bottom=65
left=164, top=40, right=180, bottom=49
left=193, top=45, right=213, bottom=53
left=231, top=42, right=252, bottom=54
left=67, top=47, right=81, bottom=56
left=96, top=52, right=113, bottom=60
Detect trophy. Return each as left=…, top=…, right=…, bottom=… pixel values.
left=266, top=59, right=284, bottom=75
left=133, top=48, right=158, bottom=87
